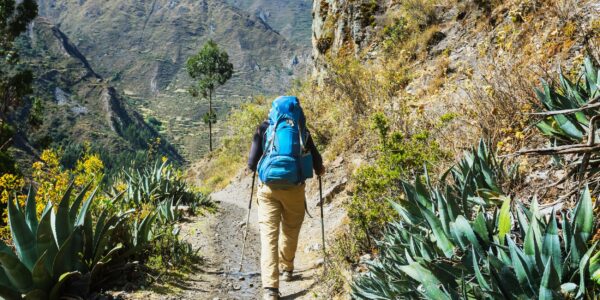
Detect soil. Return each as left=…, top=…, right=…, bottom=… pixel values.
left=123, top=171, right=348, bottom=299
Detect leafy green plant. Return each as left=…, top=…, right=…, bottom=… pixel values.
left=382, top=17, right=409, bottom=52
left=351, top=143, right=599, bottom=299
left=148, top=223, right=200, bottom=270
left=535, top=57, right=600, bottom=145
left=347, top=113, right=445, bottom=253
left=0, top=183, right=154, bottom=299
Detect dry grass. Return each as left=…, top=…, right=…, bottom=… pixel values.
left=187, top=97, right=270, bottom=192
left=294, top=56, right=409, bottom=160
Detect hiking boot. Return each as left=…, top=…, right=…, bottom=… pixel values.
left=263, top=287, right=280, bottom=300
left=282, top=270, right=293, bottom=282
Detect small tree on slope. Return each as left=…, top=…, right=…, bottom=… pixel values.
left=186, top=40, right=234, bottom=152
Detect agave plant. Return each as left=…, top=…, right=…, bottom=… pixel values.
left=443, top=140, right=518, bottom=208
left=0, top=182, right=155, bottom=299
left=157, top=197, right=181, bottom=224
left=352, top=144, right=599, bottom=299
left=535, top=57, right=600, bottom=145
left=121, top=160, right=205, bottom=207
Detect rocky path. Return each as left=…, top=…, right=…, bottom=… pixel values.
left=129, top=172, right=347, bottom=299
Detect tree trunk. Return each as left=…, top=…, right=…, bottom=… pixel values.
left=209, top=89, right=213, bottom=152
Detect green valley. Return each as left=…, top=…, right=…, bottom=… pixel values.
left=36, top=0, right=310, bottom=159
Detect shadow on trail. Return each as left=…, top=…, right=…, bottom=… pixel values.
left=281, top=281, right=319, bottom=299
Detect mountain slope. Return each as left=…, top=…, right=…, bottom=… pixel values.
left=13, top=18, right=181, bottom=170
left=225, top=0, right=313, bottom=46
left=36, top=0, right=308, bottom=158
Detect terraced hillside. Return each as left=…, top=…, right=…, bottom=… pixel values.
left=12, top=18, right=181, bottom=170
left=226, top=0, right=313, bottom=46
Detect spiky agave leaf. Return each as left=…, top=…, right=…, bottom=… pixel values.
left=0, top=249, right=33, bottom=292
left=7, top=194, right=37, bottom=271
left=590, top=249, right=600, bottom=285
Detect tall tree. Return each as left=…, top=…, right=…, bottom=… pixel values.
left=186, top=40, right=233, bottom=152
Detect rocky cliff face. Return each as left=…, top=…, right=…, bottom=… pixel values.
left=311, top=0, right=600, bottom=95
left=311, top=0, right=381, bottom=77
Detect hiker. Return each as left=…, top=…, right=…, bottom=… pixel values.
left=247, top=96, right=324, bottom=300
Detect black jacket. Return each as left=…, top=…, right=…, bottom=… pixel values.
left=247, top=120, right=324, bottom=174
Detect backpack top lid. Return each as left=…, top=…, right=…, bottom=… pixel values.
left=270, top=96, right=301, bottom=123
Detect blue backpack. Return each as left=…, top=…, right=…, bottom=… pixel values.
left=257, top=96, right=313, bottom=188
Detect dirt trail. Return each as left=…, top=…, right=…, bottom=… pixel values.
left=129, top=172, right=346, bottom=299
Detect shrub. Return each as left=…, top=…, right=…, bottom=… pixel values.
left=121, top=159, right=204, bottom=206
left=347, top=113, right=445, bottom=253
left=474, top=0, right=502, bottom=13
left=400, top=0, right=438, bottom=29
left=1, top=148, right=108, bottom=241
left=317, top=36, right=333, bottom=54
left=462, top=60, right=535, bottom=153
left=359, top=0, right=378, bottom=27
left=382, top=17, right=410, bottom=52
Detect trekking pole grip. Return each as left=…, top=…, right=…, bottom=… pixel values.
left=249, top=171, right=256, bottom=209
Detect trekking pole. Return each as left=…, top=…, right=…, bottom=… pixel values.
left=239, top=171, right=256, bottom=272
left=319, top=176, right=326, bottom=268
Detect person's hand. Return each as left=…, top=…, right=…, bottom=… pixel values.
left=316, top=166, right=325, bottom=177
left=244, top=167, right=254, bottom=176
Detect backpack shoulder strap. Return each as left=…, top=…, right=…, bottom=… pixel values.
left=264, top=115, right=284, bottom=153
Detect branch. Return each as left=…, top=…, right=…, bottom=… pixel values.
left=517, top=115, right=600, bottom=156
left=528, top=95, right=600, bottom=116
left=517, top=144, right=600, bottom=155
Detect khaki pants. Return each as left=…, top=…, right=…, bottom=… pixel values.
left=257, top=183, right=306, bottom=289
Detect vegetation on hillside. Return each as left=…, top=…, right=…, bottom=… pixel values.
left=353, top=144, right=598, bottom=299
left=0, top=0, right=38, bottom=174
left=351, top=55, right=600, bottom=299
left=0, top=150, right=213, bottom=299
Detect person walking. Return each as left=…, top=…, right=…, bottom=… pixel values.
left=247, top=96, right=324, bottom=300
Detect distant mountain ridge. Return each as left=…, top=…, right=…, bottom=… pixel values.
left=225, top=0, right=313, bottom=47
left=36, top=0, right=307, bottom=98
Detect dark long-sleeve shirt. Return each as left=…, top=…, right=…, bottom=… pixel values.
left=247, top=120, right=324, bottom=174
